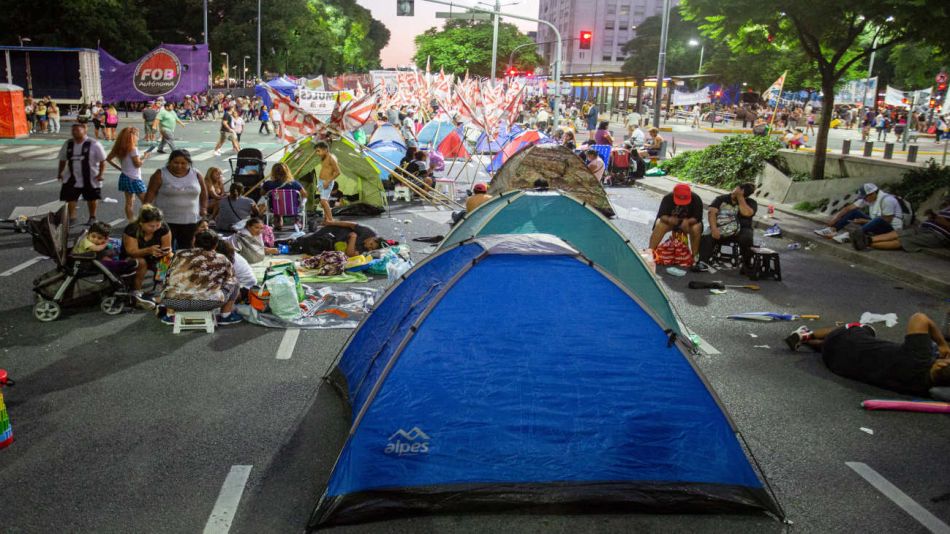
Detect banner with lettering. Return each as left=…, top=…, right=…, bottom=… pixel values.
left=99, top=44, right=210, bottom=102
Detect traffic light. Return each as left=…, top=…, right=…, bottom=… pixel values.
left=525, top=71, right=534, bottom=77
left=396, top=0, right=414, bottom=16
left=579, top=30, right=592, bottom=50
left=508, top=68, right=517, bottom=77
left=936, top=80, right=949, bottom=106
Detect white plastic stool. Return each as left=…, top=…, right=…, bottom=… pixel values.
left=173, top=311, right=217, bottom=334
left=393, top=185, right=412, bottom=202
left=435, top=179, right=457, bottom=200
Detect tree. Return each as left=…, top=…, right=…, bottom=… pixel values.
left=885, top=44, right=950, bottom=90
left=621, top=11, right=707, bottom=79
left=681, top=0, right=950, bottom=179
left=413, top=20, right=540, bottom=76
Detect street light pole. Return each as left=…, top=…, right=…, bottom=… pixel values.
left=243, top=56, right=250, bottom=87
left=653, top=0, right=672, bottom=128
left=220, top=52, right=230, bottom=91
left=490, top=0, right=500, bottom=84
left=256, top=0, right=262, bottom=81
left=18, top=36, right=32, bottom=98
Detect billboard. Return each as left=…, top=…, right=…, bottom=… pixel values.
left=100, top=44, right=210, bottom=102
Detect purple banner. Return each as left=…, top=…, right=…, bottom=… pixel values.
left=99, top=44, right=209, bottom=103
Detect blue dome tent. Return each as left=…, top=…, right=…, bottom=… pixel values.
left=365, top=140, right=406, bottom=181
left=255, top=77, right=298, bottom=107
left=310, top=234, right=784, bottom=527
left=416, top=118, right=455, bottom=148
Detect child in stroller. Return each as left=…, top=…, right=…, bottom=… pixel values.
left=30, top=207, right=141, bottom=322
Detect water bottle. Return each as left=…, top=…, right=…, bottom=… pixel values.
left=787, top=242, right=801, bottom=250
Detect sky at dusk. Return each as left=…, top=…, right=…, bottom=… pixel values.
left=357, top=0, right=541, bottom=68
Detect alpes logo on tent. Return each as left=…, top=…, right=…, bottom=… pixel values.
left=385, top=427, right=430, bottom=456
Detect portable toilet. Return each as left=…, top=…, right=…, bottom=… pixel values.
left=0, top=84, right=28, bottom=139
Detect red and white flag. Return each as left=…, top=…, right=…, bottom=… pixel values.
left=263, top=85, right=327, bottom=143
left=335, top=91, right=378, bottom=132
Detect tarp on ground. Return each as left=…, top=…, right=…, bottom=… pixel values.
left=441, top=190, right=678, bottom=334
left=310, top=234, right=783, bottom=527
left=488, top=143, right=614, bottom=217
left=282, top=136, right=385, bottom=208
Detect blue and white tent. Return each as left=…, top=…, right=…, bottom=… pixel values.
left=366, top=140, right=406, bottom=182
left=310, top=234, right=783, bottom=528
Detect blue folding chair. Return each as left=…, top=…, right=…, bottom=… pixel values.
left=591, top=144, right=612, bottom=167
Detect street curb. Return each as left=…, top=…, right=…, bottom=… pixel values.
left=636, top=178, right=950, bottom=295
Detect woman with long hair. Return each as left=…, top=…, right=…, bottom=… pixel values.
left=105, top=105, right=119, bottom=141
left=204, top=166, right=227, bottom=219
left=262, top=162, right=307, bottom=230
left=107, top=127, right=150, bottom=220
left=121, top=204, right=172, bottom=294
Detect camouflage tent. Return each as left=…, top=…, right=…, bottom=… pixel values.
left=282, top=136, right=386, bottom=209
left=488, top=144, right=614, bottom=217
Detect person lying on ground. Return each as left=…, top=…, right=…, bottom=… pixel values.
left=854, top=206, right=950, bottom=252
left=227, top=217, right=279, bottom=264
left=290, top=220, right=386, bottom=258
left=695, top=183, right=757, bottom=273
left=648, top=183, right=703, bottom=259
left=785, top=313, right=950, bottom=396
left=159, top=229, right=242, bottom=325
left=813, top=183, right=904, bottom=243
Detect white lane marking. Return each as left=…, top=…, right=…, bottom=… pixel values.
left=275, top=328, right=300, bottom=360
left=203, top=465, right=252, bottom=534
left=192, top=149, right=218, bottom=162
left=0, top=256, right=47, bottom=277
left=612, top=204, right=655, bottom=225
left=1, top=145, right=45, bottom=154
left=36, top=178, right=59, bottom=185
left=18, top=147, right=58, bottom=158
left=108, top=218, right=126, bottom=227
left=846, top=462, right=950, bottom=534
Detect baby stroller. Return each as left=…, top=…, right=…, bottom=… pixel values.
left=29, top=207, right=134, bottom=322
left=229, top=148, right=267, bottom=202
left=606, top=147, right=635, bottom=187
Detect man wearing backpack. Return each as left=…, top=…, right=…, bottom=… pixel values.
left=814, top=183, right=904, bottom=244
left=695, top=183, right=758, bottom=273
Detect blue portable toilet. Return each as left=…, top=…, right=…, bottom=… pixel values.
left=310, top=234, right=783, bottom=528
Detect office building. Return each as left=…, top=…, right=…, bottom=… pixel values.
left=536, top=0, right=679, bottom=74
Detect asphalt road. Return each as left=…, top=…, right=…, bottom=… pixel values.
left=0, top=122, right=948, bottom=533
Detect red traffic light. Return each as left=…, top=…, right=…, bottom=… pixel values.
left=579, top=30, right=592, bottom=50
left=508, top=68, right=517, bottom=76
left=525, top=71, right=534, bottom=77
left=938, top=81, right=948, bottom=92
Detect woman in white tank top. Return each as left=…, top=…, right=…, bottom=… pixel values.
left=145, top=149, right=208, bottom=249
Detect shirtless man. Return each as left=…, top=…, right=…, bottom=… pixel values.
left=315, top=140, right=340, bottom=223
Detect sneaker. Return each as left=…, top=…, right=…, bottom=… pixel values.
left=85, top=217, right=98, bottom=226
left=850, top=228, right=870, bottom=251
left=832, top=231, right=851, bottom=244
left=691, top=261, right=711, bottom=273
left=814, top=227, right=836, bottom=237
left=785, top=326, right=813, bottom=351
left=217, top=311, right=243, bottom=325
left=160, top=313, right=175, bottom=325
left=763, top=224, right=782, bottom=237
left=133, top=292, right=157, bottom=310
left=212, top=149, right=222, bottom=156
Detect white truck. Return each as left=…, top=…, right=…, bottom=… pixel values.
left=1, top=46, right=102, bottom=105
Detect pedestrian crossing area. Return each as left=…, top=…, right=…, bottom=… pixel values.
left=0, top=144, right=287, bottom=166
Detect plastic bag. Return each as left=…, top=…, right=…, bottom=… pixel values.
left=387, top=255, right=413, bottom=284
left=263, top=262, right=305, bottom=301
left=266, top=274, right=301, bottom=320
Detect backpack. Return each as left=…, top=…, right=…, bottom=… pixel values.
left=894, top=195, right=915, bottom=227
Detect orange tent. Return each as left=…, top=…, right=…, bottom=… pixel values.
left=0, top=84, right=28, bottom=139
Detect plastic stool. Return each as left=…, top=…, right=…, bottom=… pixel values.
left=393, top=185, right=412, bottom=202
left=435, top=179, right=457, bottom=200
left=173, top=311, right=217, bottom=334
left=749, top=247, right=781, bottom=281
left=712, top=241, right=741, bottom=267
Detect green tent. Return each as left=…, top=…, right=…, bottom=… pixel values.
left=440, top=190, right=681, bottom=335
left=282, top=136, right=386, bottom=209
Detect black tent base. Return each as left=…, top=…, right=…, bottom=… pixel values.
left=308, top=480, right=784, bottom=529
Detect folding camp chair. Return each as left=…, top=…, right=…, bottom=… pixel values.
left=266, top=188, right=307, bottom=230
left=590, top=144, right=613, bottom=168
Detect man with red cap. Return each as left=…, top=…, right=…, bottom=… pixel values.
left=648, top=182, right=704, bottom=259
left=466, top=183, right=492, bottom=213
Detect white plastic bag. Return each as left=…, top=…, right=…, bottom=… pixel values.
left=386, top=255, right=413, bottom=285
left=267, top=273, right=301, bottom=320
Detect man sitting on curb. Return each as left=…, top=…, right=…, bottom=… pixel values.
left=695, top=183, right=757, bottom=272
left=649, top=183, right=703, bottom=260
left=784, top=313, right=950, bottom=396
left=853, top=205, right=950, bottom=252
left=813, top=183, right=904, bottom=244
